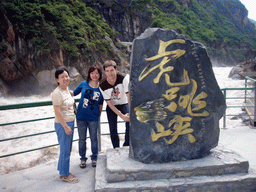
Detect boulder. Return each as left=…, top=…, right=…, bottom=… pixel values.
left=129, top=28, right=226, bottom=163
left=229, top=59, right=256, bottom=79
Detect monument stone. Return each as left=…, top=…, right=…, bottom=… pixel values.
left=129, top=28, right=226, bottom=163
left=95, top=28, right=256, bottom=192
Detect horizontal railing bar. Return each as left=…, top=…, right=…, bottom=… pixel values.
left=0, top=111, right=111, bottom=127
left=0, top=143, right=60, bottom=158
left=225, top=115, right=254, bottom=117
left=221, top=87, right=256, bottom=91
left=0, top=121, right=124, bottom=142
left=0, top=139, right=78, bottom=158
left=0, top=133, right=126, bottom=158
left=245, top=76, right=256, bottom=81
left=226, top=106, right=252, bottom=108
left=0, top=117, right=54, bottom=127
left=0, top=118, right=111, bottom=128
left=0, top=127, right=80, bottom=142
left=0, top=99, right=80, bottom=110
left=100, top=132, right=125, bottom=136
left=225, top=97, right=250, bottom=99
left=96, top=121, right=124, bottom=125
left=0, top=120, right=123, bottom=142
left=0, top=101, right=53, bottom=110
left=0, top=130, right=56, bottom=142
left=0, top=124, right=112, bottom=142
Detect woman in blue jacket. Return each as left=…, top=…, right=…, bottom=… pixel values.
left=73, top=66, right=104, bottom=168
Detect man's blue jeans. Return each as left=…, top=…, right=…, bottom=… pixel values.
left=106, top=104, right=130, bottom=148
left=55, top=121, right=74, bottom=176
left=77, top=119, right=99, bottom=162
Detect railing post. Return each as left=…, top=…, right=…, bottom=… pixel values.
left=245, top=78, right=247, bottom=103
left=98, top=117, right=102, bottom=152
left=254, top=82, right=256, bottom=126
left=223, top=89, right=227, bottom=129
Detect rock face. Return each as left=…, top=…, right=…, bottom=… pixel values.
left=229, top=58, right=256, bottom=79
left=0, top=5, right=129, bottom=96
left=129, top=28, right=226, bottom=163
left=83, top=0, right=151, bottom=42
left=0, top=0, right=254, bottom=95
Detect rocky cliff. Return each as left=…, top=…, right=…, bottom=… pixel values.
left=229, top=58, right=256, bottom=79
left=0, top=0, right=255, bottom=96
left=0, top=1, right=130, bottom=96
left=83, top=0, right=150, bottom=42
left=83, top=0, right=194, bottom=42
left=83, top=0, right=255, bottom=64
left=83, top=0, right=251, bottom=39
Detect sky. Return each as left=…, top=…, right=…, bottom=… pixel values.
left=239, top=0, right=256, bottom=21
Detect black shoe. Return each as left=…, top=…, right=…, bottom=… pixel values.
left=79, top=161, right=86, bottom=169
left=123, top=142, right=129, bottom=146
left=92, top=161, right=97, bottom=167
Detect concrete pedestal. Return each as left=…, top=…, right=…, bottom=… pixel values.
left=95, top=147, right=256, bottom=191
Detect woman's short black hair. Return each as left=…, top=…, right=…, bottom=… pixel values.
left=55, top=68, right=69, bottom=85
left=86, top=66, right=103, bottom=82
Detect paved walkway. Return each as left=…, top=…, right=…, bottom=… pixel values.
left=0, top=152, right=97, bottom=192
left=1, top=125, right=256, bottom=192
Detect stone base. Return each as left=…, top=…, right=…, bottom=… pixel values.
left=95, top=147, right=256, bottom=192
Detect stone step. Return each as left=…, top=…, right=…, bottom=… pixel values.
left=104, top=147, right=249, bottom=183
left=95, top=152, right=256, bottom=192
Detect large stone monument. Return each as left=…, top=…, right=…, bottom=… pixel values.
left=95, top=28, right=256, bottom=191
left=129, top=28, right=225, bottom=163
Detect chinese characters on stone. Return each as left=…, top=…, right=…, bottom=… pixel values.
left=134, top=39, right=209, bottom=145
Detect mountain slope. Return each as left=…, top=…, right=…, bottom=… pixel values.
left=0, top=0, right=129, bottom=95
left=85, top=0, right=256, bottom=64
left=1, top=0, right=256, bottom=95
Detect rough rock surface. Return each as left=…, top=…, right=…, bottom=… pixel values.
left=0, top=5, right=130, bottom=96
left=0, top=0, right=254, bottom=95
left=229, top=58, right=256, bottom=79
left=129, top=28, right=226, bottom=163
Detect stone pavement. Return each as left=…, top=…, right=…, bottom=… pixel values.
left=0, top=153, right=97, bottom=192
left=1, top=125, right=256, bottom=192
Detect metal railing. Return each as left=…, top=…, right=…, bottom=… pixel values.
left=221, top=75, right=256, bottom=129
left=0, top=99, right=125, bottom=158
left=245, top=75, right=256, bottom=126
left=1, top=76, right=256, bottom=158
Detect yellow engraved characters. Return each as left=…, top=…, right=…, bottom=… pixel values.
left=152, top=116, right=196, bottom=144
left=135, top=39, right=209, bottom=145
left=164, top=79, right=209, bottom=117
left=145, top=39, right=186, bottom=61
left=139, top=39, right=186, bottom=84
